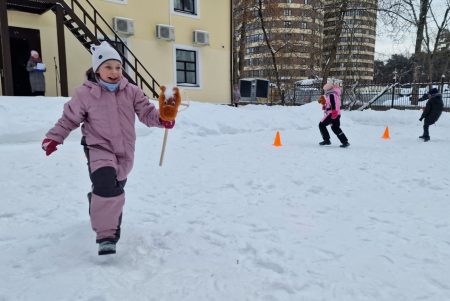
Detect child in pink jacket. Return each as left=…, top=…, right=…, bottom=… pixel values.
left=42, top=42, right=175, bottom=255
left=318, top=80, right=350, bottom=148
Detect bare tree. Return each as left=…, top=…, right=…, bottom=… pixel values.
left=437, top=29, right=450, bottom=77
left=423, top=0, right=450, bottom=82
left=232, top=0, right=253, bottom=85
left=378, top=0, right=433, bottom=103
left=255, top=0, right=286, bottom=103
left=305, top=1, right=326, bottom=79
left=413, top=0, right=431, bottom=102
left=233, top=0, right=326, bottom=104
left=322, top=0, right=349, bottom=87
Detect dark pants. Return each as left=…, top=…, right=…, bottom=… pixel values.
left=422, top=119, right=435, bottom=138
left=319, top=115, right=348, bottom=144
left=423, top=123, right=430, bottom=138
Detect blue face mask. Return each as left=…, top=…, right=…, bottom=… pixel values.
left=98, top=78, right=120, bottom=92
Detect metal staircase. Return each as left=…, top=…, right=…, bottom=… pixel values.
left=7, top=0, right=160, bottom=98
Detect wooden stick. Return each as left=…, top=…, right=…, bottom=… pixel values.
left=159, top=128, right=169, bottom=166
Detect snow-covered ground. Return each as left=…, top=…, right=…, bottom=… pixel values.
left=0, top=96, right=449, bottom=301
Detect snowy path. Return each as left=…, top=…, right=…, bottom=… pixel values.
left=0, top=98, right=449, bottom=301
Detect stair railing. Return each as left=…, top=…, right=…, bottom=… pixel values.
left=57, top=0, right=160, bottom=97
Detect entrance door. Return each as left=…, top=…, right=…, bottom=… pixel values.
left=0, top=39, right=4, bottom=93
left=9, top=27, right=42, bottom=96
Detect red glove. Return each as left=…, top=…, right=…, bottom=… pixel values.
left=331, top=110, right=339, bottom=119
left=41, top=138, right=60, bottom=156
left=159, top=118, right=175, bottom=129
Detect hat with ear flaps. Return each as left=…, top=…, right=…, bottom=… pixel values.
left=428, top=87, right=439, bottom=95
left=90, top=41, right=122, bottom=72
left=323, top=78, right=340, bottom=91
left=419, top=87, right=440, bottom=101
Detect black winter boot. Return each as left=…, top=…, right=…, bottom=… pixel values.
left=98, top=240, right=116, bottom=255
left=319, top=140, right=331, bottom=146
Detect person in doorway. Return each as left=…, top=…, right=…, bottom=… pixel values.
left=41, top=41, right=177, bottom=255
left=318, top=79, right=350, bottom=148
left=26, top=50, right=46, bottom=96
left=418, top=87, right=444, bottom=142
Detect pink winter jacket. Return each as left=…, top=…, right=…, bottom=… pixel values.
left=321, top=87, right=342, bottom=121
left=46, top=77, right=163, bottom=159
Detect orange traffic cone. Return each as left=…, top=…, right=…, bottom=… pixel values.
left=382, top=126, right=390, bottom=139
left=273, top=131, right=282, bottom=147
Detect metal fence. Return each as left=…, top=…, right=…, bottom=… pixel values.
left=291, top=81, right=450, bottom=111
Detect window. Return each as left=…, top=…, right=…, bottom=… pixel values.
left=176, top=48, right=198, bottom=86
left=174, top=0, right=197, bottom=15
left=283, top=9, right=292, bottom=16
left=247, top=34, right=263, bottom=43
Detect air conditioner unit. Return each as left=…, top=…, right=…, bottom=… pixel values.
left=193, top=30, right=209, bottom=45
left=156, top=24, right=175, bottom=41
left=112, top=17, right=134, bottom=36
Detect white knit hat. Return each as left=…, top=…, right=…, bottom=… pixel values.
left=30, top=50, right=39, bottom=57
left=90, top=41, right=122, bottom=72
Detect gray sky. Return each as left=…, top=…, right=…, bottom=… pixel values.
left=374, top=0, right=449, bottom=60
left=374, top=33, right=415, bottom=60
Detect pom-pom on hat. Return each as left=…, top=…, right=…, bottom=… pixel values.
left=30, top=50, right=39, bottom=57
left=90, top=41, right=122, bottom=72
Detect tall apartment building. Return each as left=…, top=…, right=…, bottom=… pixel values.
left=323, top=0, right=377, bottom=82
left=234, top=0, right=324, bottom=86
left=234, top=0, right=377, bottom=86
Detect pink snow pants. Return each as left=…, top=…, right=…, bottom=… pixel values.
left=84, top=144, right=134, bottom=242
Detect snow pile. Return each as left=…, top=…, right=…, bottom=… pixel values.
left=0, top=96, right=449, bottom=301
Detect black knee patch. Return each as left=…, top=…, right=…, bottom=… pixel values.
left=91, top=166, right=124, bottom=197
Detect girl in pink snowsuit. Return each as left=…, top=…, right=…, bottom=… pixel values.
left=42, top=42, right=175, bottom=255
left=318, top=82, right=350, bottom=148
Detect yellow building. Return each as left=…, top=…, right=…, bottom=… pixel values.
left=1, top=0, right=232, bottom=103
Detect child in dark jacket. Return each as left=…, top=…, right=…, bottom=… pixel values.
left=41, top=42, right=176, bottom=255
left=318, top=80, right=350, bottom=148
left=418, top=87, right=444, bottom=142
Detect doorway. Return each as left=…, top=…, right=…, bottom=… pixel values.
left=9, top=26, right=42, bottom=96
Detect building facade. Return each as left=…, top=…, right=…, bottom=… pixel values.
left=234, top=0, right=377, bottom=88
left=323, top=0, right=377, bottom=82
left=234, top=0, right=323, bottom=87
left=2, top=0, right=232, bottom=103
